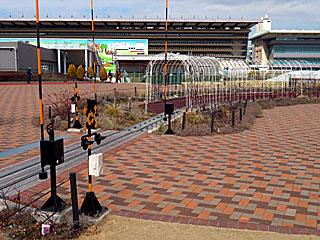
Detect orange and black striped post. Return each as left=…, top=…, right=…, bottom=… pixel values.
left=35, top=0, right=44, bottom=141
left=80, top=100, right=102, bottom=216
left=91, top=0, right=97, bottom=105
left=72, top=82, right=82, bottom=128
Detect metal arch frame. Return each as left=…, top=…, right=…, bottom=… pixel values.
left=197, top=57, right=212, bottom=108
left=300, top=60, right=314, bottom=96
left=205, top=57, right=219, bottom=108
left=266, top=60, right=275, bottom=98
left=275, top=59, right=286, bottom=97
left=293, top=60, right=304, bottom=96
left=145, top=53, right=319, bottom=113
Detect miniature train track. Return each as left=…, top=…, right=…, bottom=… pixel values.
left=2, top=88, right=311, bottom=196
left=0, top=110, right=183, bottom=197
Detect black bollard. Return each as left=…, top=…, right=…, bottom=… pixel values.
left=232, top=110, right=235, bottom=127
left=182, top=112, right=186, bottom=131
left=240, top=108, right=242, bottom=122
left=48, top=106, right=51, bottom=120
left=317, top=90, right=319, bottom=98
left=211, top=112, right=215, bottom=134
left=70, top=172, right=80, bottom=230
left=244, top=100, right=247, bottom=115
left=135, top=87, right=137, bottom=96
left=165, top=103, right=175, bottom=135
left=68, top=110, right=71, bottom=129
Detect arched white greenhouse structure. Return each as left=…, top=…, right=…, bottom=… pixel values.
left=145, top=53, right=320, bottom=113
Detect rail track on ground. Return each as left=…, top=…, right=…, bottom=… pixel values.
left=0, top=109, right=183, bottom=197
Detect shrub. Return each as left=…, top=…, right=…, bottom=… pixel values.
left=87, top=66, right=93, bottom=79
left=67, top=64, right=76, bottom=78
left=129, top=113, right=137, bottom=121
left=297, top=95, right=307, bottom=99
left=157, top=123, right=167, bottom=133
left=104, top=105, right=123, bottom=117
left=43, top=89, right=88, bottom=122
left=99, top=67, right=107, bottom=81
left=186, top=111, right=203, bottom=124
left=76, top=65, right=85, bottom=80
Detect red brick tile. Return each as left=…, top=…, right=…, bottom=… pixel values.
left=306, top=218, right=317, bottom=228
left=198, top=211, right=211, bottom=219
left=239, top=199, right=250, bottom=206
left=276, top=204, right=287, bottom=212
left=254, top=208, right=265, bottom=216
left=239, top=217, right=250, bottom=223
left=161, top=205, right=175, bottom=213
left=298, top=200, right=308, bottom=208
left=290, top=196, right=299, bottom=203
left=216, top=202, right=227, bottom=210
left=223, top=207, right=235, bottom=215
left=186, top=201, right=199, bottom=209
left=128, top=200, right=141, bottom=208
left=253, top=192, right=263, bottom=199
left=295, top=213, right=306, bottom=222
left=262, top=212, right=274, bottom=221
left=203, top=194, right=215, bottom=202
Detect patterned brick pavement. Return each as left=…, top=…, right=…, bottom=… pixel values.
left=0, top=82, right=145, bottom=154
left=13, top=104, right=320, bottom=235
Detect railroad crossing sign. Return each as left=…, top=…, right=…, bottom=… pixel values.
left=71, top=82, right=82, bottom=129
left=83, top=99, right=98, bottom=132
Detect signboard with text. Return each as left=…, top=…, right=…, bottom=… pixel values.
left=0, top=38, right=148, bottom=72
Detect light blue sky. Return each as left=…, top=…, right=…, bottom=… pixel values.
left=0, top=0, right=319, bottom=30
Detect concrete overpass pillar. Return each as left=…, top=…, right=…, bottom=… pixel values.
left=57, top=49, right=61, bottom=73
left=85, top=49, right=88, bottom=77
left=89, top=51, right=92, bottom=67
left=64, top=52, right=67, bottom=75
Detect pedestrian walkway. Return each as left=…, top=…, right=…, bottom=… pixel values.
left=0, top=82, right=145, bottom=154
left=13, top=104, right=320, bottom=235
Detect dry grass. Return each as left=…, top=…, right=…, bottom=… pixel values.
left=165, top=101, right=263, bottom=136
left=77, top=215, right=319, bottom=240
left=156, top=97, right=320, bottom=136
left=93, top=102, right=153, bottom=130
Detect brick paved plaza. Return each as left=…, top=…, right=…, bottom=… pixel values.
left=0, top=83, right=144, bottom=168
left=11, top=96, right=320, bottom=235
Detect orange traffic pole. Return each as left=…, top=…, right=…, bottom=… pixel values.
left=89, top=0, right=96, bottom=192
left=91, top=0, right=97, bottom=102
left=35, top=0, right=44, bottom=141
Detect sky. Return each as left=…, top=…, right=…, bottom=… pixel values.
left=0, top=0, right=319, bottom=30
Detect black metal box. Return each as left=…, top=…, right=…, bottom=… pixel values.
left=40, top=138, right=64, bottom=167
left=87, top=99, right=97, bottom=112
left=165, top=103, right=174, bottom=115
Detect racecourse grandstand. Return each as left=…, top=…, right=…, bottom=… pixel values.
left=0, top=17, right=259, bottom=59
